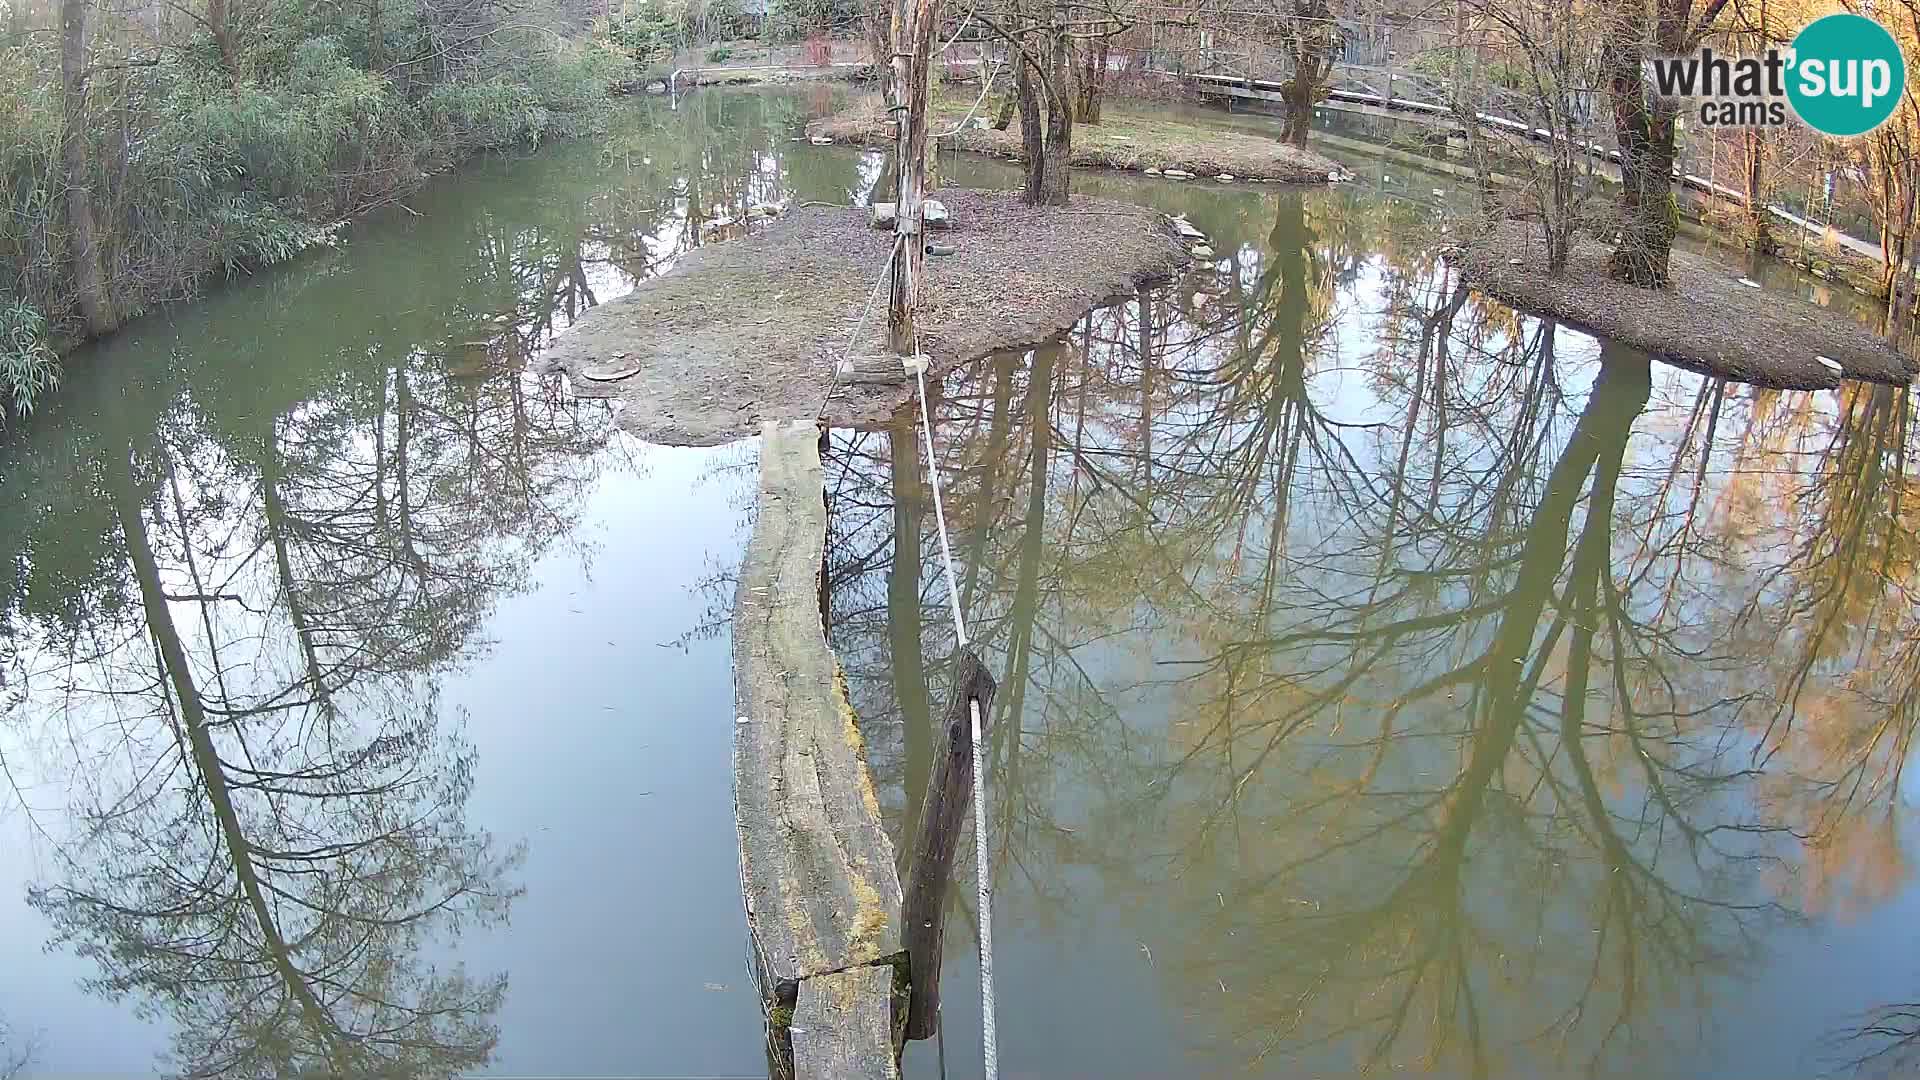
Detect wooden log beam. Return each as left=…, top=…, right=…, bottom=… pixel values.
left=901, top=647, right=997, bottom=1041
left=791, top=966, right=902, bottom=1080
left=735, top=420, right=905, bottom=1015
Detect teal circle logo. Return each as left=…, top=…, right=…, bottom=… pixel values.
left=1786, top=13, right=1906, bottom=137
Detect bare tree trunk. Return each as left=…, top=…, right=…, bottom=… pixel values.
left=1742, top=130, right=1770, bottom=250
left=1879, top=147, right=1898, bottom=298
left=60, top=0, right=114, bottom=336
left=1035, top=23, right=1073, bottom=206
left=1076, top=37, right=1094, bottom=119
left=1038, top=104, right=1071, bottom=203
left=1604, top=94, right=1678, bottom=283
left=1892, top=163, right=1915, bottom=302
left=925, top=124, right=941, bottom=192
left=1015, top=54, right=1045, bottom=203
left=1280, top=75, right=1314, bottom=146
left=368, top=0, right=382, bottom=70
left=1883, top=160, right=1918, bottom=337
left=992, top=79, right=1016, bottom=129
left=1077, top=32, right=1108, bottom=122
left=1744, top=0, right=1770, bottom=250
left=1902, top=170, right=1917, bottom=330
left=867, top=0, right=895, bottom=104
left=207, top=0, right=237, bottom=76
left=1603, top=0, right=1682, bottom=287
left=1281, top=0, right=1333, bottom=148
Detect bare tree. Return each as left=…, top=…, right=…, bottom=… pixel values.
left=1600, top=0, right=1730, bottom=285
left=975, top=0, right=1134, bottom=204
left=1276, top=0, right=1338, bottom=146
left=1461, top=0, right=1602, bottom=271
left=0, top=1014, right=35, bottom=1080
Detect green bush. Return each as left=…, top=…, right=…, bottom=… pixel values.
left=706, top=44, right=733, bottom=63
left=425, top=77, right=544, bottom=148
left=205, top=194, right=318, bottom=273
left=525, top=40, right=629, bottom=138
left=157, top=42, right=396, bottom=208
left=764, top=0, right=832, bottom=44
left=1410, top=47, right=1529, bottom=91
left=0, top=44, right=67, bottom=315
left=608, top=10, right=679, bottom=68
left=0, top=298, right=58, bottom=419
left=426, top=40, right=626, bottom=149
left=0, top=12, right=623, bottom=381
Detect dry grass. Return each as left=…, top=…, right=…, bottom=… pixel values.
left=1457, top=221, right=1919, bottom=389
left=809, top=93, right=1342, bottom=183
left=538, top=189, right=1189, bottom=445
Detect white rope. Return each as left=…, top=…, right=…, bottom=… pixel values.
left=913, top=365, right=968, bottom=645
left=934, top=10, right=976, bottom=58
left=934, top=55, right=1005, bottom=138
left=911, top=341, right=998, bottom=1080
left=814, top=240, right=901, bottom=422
left=968, top=693, right=997, bottom=1080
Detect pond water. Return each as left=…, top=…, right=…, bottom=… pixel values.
left=1, top=86, right=1918, bottom=1080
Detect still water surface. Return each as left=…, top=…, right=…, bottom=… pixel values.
left=1, top=87, right=1917, bottom=1080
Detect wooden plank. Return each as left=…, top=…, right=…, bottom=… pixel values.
left=900, top=648, right=996, bottom=1041
left=791, top=967, right=901, bottom=1080
left=836, top=354, right=911, bottom=384
left=735, top=419, right=905, bottom=1008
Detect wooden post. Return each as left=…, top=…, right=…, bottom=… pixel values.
left=900, top=647, right=997, bottom=1041
left=818, top=423, right=832, bottom=628
left=887, top=0, right=939, bottom=355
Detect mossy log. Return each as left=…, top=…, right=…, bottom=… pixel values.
left=734, top=419, right=905, bottom=1075
left=792, top=967, right=902, bottom=1080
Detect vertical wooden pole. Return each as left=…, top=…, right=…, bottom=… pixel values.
left=900, top=647, right=996, bottom=1041
left=887, top=0, right=939, bottom=355
left=817, top=423, right=831, bottom=628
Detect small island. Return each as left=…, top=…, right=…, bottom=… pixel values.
left=1459, top=221, right=1919, bottom=390
left=809, top=94, right=1344, bottom=184
left=541, top=189, right=1188, bottom=445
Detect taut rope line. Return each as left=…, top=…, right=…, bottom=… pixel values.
left=910, top=319, right=999, bottom=1080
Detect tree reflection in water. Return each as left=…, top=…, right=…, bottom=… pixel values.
left=3, top=96, right=1916, bottom=1077
left=0, top=131, right=655, bottom=1076
left=822, top=188, right=1920, bottom=1078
